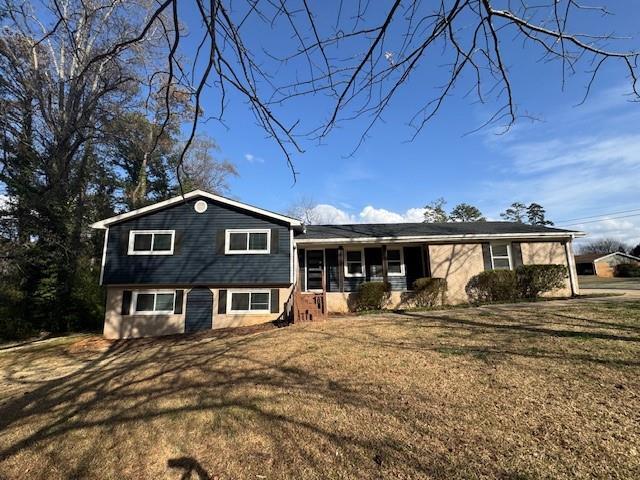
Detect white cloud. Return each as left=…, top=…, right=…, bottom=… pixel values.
left=309, top=204, right=423, bottom=225
left=244, top=153, right=264, bottom=163
left=359, top=206, right=424, bottom=223
left=573, top=219, right=640, bottom=249
left=311, top=204, right=356, bottom=224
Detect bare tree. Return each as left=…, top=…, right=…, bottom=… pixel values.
left=286, top=196, right=320, bottom=225
left=578, top=238, right=629, bottom=255
left=178, top=136, right=238, bottom=195
left=0, top=0, right=170, bottom=329
left=59, top=0, right=637, bottom=177
left=4, top=1, right=638, bottom=180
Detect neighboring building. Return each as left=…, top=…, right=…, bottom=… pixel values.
left=91, top=190, right=583, bottom=339
left=575, top=252, right=640, bottom=277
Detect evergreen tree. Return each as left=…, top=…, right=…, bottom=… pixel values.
left=527, top=203, right=554, bottom=226
left=449, top=203, right=486, bottom=222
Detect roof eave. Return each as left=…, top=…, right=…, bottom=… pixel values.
left=90, top=190, right=302, bottom=229
left=295, top=231, right=584, bottom=244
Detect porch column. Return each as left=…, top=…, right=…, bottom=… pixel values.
left=337, top=246, right=345, bottom=292
left=423, top=243, right=431, bottom=277
left=564, top=239, right=580, bottom=296
left=382, top=244, right=389, bottom=285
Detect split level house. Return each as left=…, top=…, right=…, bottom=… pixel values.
left=91, top=190, right=584, bottom=339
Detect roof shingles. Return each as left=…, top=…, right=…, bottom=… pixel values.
left=296, top=222, right=576, bottom=240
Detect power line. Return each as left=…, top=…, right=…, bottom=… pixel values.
left=556, top=207, right=640, bottom=223
left=559, top=212, right=640, bottom=227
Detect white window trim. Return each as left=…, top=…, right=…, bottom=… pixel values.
left=490, top=242, right=513, bottom=270
left=344, top=248, right=365, bottom=278
left=132, top=290, right=176, bottom=315
left=386, top=247, right=405, bottom=276
left=128, top=230, right=175, bottom=255
left=225, top=228, right=271, bottom=254
left=227, top=289, right=271, bottom=314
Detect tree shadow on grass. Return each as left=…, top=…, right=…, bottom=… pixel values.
left=0, top=329, right=461, bottom=478
left=168, top=457, right=210, bottom=480
left=0, top=303, right=638, bottom=478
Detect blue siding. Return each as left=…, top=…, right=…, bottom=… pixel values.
left=185, top=288, right=213, bottom=332
left=103, top=197, right=291, bottom=285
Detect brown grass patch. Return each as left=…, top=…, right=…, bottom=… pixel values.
left=0, top=300, right=639, bottom=479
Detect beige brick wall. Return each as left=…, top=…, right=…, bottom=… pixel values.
left=428, top=243, right=485, bottom=304
left=213, top=286, right=292, bottom=329
left=594, top=262, right=615, bottom=278
left=104, top=287, right=185, bottom=339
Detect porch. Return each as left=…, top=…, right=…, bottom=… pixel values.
left=296, top=244, right=429, bottom=294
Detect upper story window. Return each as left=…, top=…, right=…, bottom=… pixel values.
left=490, top=243, right=512, bottom=270
left=133, top=291, right=175, bottom=314
left=345, top=249, right=364, bottom=277
left=225, top=229, right=271, bottom=254
left=387, top=248, right=405, bottom=275
left=128, top=230, right=175, bottom=255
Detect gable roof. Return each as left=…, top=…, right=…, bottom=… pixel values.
left=296, top=222, right=582, bottom=243
left=90, top=190, right=303, bottom=229
left=575, top=252, right=640, bottom=263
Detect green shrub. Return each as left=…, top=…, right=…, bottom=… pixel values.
left=0, top=317, right=36, bottom=341
left=615, top=263, right=640, bottom=277
left=465, top=270, right=518, bottom=304
left=355, top=281, right=391, bottom=311
left=412, top=277, right=447, bottom=307
left=516, top=264, right=568, bottom=299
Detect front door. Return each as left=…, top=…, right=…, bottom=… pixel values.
left=185, top=288, right=213, bottom=333
left=306, top=250, right=324, bottom=291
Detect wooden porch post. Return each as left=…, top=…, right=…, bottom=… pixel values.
left=337, top=246, right=345, bottom=292
left=382, top=244, right=389, bottom=285
left=423, top=243, right=431, bottom=277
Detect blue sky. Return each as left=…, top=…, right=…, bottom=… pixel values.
left=182, top=2, right=640, bottom=246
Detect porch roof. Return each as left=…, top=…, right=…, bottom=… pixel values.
left=296, top=222, right=582, bottom=243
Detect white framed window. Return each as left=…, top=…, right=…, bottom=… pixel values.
left=128, top=230, right=175, bottom=255
left=225, top=229, right=271, bottom=254
left=490, top=243, right=512, bottom=270
left=132, top=290, right=176, bottom=314
left=227, top=290, right=271, bottom=314
left=387, top=248, right=405, bottom=276
left=345, top=248, right=365, bottom=277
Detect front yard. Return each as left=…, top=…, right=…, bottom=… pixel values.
left=1, top=299, right=639, bottom=479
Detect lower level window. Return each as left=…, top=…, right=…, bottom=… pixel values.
left=133, top=291, right=175, bottom=314
left=229, top=291, right=270, bottom=313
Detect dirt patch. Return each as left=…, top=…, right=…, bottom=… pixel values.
left=65, top=336, right=116, bottom=354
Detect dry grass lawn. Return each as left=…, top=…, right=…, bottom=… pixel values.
left=1, top=299, right=639, bottom=479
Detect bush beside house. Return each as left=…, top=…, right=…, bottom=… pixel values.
left=615, top=263, right=640, bottom=277
left=466, top=270, right=518, bottom=304
left=516, top=265, right=567, bottom=299
left=355, top=282, right=391, bottom=311
left=412, top=277, right=447, bottom=307
left=466, top=264, right=568, bottom=304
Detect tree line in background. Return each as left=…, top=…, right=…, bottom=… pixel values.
left=423, top=199, right=553, bottom=225
left=0, top=1, right=237, bottom=338
left=578, top=239, right=640, bottom=257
